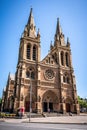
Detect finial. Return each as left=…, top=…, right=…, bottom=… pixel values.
left=37, top=28, right=40, bottom=38
left=67, top=37, right=69, bottom=43
left=38, top=28, right=40, bottom=35
left=50, top=41, right=53, bottom=50
left=50, top=40, right=52, bottom=46
left=67, top=37, right=70, bottom=47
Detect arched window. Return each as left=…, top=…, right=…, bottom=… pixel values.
left=27, top=44, right=31, bottom=59
left=65, top=52, right=69, bottom=66
left=33, top=45, right=36, bottom=60
left=26, top=69, right=35, bottom=79
left=61, top=51, right=64, bottom=66
left=66, top=77, right=69, bottom=84
left=31, top=72, right=35, bottom=79
left=52, top=53, right=58, bottom=64
left=26, top=71, right=30, bottom=78
left=63, top=76, right=65, bottom=82
left=63, top=73, right=70, bottom=84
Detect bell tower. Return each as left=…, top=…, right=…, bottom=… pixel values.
left=14, top=8, right=41, bottom=110
left=18, top=8, right=41, bottom=62
left=49, top=18, right=79, bottom=114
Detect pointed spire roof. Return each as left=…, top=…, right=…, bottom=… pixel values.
left=67, top=37, right=69, bottom=43
left=37, top=28, right=40, bottom=36
left=67, top=37, right=70, bottom=47
left=27, top=8, right=35, bottom=27
left=23, top=8, right=36, bottom=38
left=50, top=41, right=53, bottom=50
left=56, top=18, right=62, bottom=36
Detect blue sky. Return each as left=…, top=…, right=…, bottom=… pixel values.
left=0, top=0, right=87, bottom=98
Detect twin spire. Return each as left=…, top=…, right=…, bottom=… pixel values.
left=24, top=8, right=62, bottom=39
left=23, top=8, right=70, bottom=46
left=25, top=8, right=62, bottom=40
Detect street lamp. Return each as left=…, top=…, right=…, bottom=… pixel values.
left=29, top=68, right=32, bottom=122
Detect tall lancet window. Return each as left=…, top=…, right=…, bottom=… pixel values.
left=65, top=52, right=69, bottom=66
left=61, top=51, right=64, bottom=66
left=33, top=45, right=36, bottom=60
left=27, top=44, right=31, bottom=59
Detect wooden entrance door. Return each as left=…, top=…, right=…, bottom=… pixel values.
left=49, top=102, right=53, bottom=112
left=43, top=102, right=47, bottom=112
left=66, top=103, right=70, bottom=112
left=25, top=101, right=30, bottom=112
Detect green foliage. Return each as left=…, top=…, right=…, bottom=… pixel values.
left=78, top=96, right=87, bottom=108
left=0, top=112, right=16, bottom=118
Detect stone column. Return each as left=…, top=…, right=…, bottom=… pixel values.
left=23, top=42, right=26, bottom=59
left=76, top=104, right=80, bottom=114
left=31, top=45, right=33, bottom=60
left=59, top=51, right=61, bottom=66
left=37, top=102, right=42, bottom=113
left=62, top=103, right=66, bottom=114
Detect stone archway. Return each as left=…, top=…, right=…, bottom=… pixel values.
left=25, top=96, right=29, bottom=112
left=25, top=95, right=36, bottom=112
left=42, top=90, right=58, bottom=112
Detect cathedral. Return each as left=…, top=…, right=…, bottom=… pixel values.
left=2, top=8, right=80, bottom=114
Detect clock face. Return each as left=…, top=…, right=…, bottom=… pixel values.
left=45, top=69, right=55, bottom=80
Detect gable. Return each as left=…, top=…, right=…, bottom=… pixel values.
left=41, top=53, right=58, bottom=66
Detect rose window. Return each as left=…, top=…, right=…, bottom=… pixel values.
left=45, top=69, right=55, bottom=80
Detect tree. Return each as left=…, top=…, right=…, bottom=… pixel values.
left=78, top=96, right=87, bottom=110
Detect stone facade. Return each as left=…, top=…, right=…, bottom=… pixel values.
left=2, top=8, right=80, bottom=114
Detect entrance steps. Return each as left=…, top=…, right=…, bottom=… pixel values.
left=42, top=112, right=76, bottom=117
left=25, top=112, right=43, bottom=118
left=43, top=112, right=62, bottom=117
left=24, top=112, right=76, bottom=118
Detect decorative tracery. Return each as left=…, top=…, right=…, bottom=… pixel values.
left=44, top=69, right=55, bottom=80
left=63, top=73, right=70, bottom=84
left=26, top=67, right=35, bottom=79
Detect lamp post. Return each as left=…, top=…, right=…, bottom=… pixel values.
left=29, top=69, right=32, bottom=122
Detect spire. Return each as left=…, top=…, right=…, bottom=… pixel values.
left=8, top=72, right=10, bottom=80
left=67, top=37, right=69, bottom=43
left=56, top=18, right=62, bottom=36
left=67, top=37, right=70, bottom=47
left=37, top=28, right=40, bottom=37
left=27, top=8, right=35, bottom=26
left=24, top=8, right=36, bottom=38
left=50, top=41, right=53, bottom=50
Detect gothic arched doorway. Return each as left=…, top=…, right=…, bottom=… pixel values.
left=25, top=95, right=36, bottom=112
left=25, top=96, right=29, bottom=112
left=42, top=90, right=58, bottom=112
